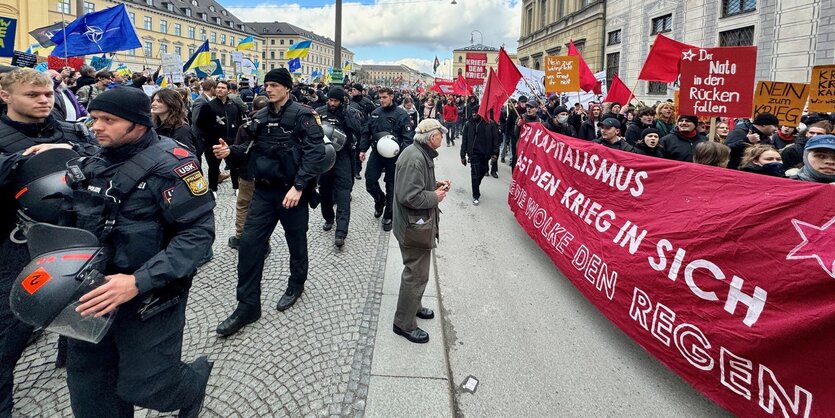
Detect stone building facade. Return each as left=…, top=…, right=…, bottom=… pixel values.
left=451, top=44, right=518, bottom=86
left=246, top=21, right=353, bottom=81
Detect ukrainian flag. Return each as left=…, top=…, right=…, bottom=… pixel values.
left=285, top=40, right=312, bottom=59
left=183, top=40, right=211, bottom=72
left=236, top=36, right=254, bottom=51
left=343, top=60, right=351, bottom=73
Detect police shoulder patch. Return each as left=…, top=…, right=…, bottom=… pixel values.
left=182, top=172, right=209, bottom=196
left=162, top=187, right=175, bottom=203
left=170, top=147, right=190, bottom=159
left=173, top=160, right=200, bottom=178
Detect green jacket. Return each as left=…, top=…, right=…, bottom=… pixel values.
left=393, top=142, right=440, bottom=249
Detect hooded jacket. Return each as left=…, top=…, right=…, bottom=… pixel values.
left=660, top=129, right=708, bottom=162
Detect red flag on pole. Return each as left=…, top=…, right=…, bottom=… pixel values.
left=454, top=74, right=473, bottom=96
left=603, top=74, right=634, bottom=106
left=478, top=68, right=507, bottom=123
left=497, top=47, right=522, bottom=95
left=567, top=40, right=601, bottom=94
left=637, top=33, right=695, bottom=83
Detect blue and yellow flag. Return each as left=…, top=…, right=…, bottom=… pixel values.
left=343, top=60, right=351, bottom=73
left=183, top=40, right=211, bottom=72
left=285, top=40, right=311, bottom=59
left=236, top=36, right=254, bottom=51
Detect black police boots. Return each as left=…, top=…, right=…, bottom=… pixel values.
left=216, top=307, right=261, bottom=337
left=373, top=200, right=385, bottom=218
left=276, top=286, right=303, bottom=311
left=382, top=218, right=393, bottom=232
left=177, top=355, right=214, bottom=418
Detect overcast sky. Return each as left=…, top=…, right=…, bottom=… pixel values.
left=226, top=0, right=521, bottom=77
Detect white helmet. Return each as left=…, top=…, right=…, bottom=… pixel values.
left=374, top=132, right=400, bottom=158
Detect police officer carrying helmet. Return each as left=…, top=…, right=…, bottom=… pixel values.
left=0, top=68, right=98, bottom=416
left=213, top=68, right=328, bottom=337
left=63, top=87, right=215, bottom=418
left=317, top=86, right=364, bottom=248
left=359, top=87, right=414, bottom=231
left=348, top=83, right=375, bottom=179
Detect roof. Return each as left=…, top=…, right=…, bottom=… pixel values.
left=245, top=21, right=353, bottom=54
left=359, top=64, right=426, bottom=75
left=118, top=0, right=258, bottom=36
left=453, top=43, right=499, bottom=52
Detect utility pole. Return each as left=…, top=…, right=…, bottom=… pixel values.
left=331, top=0, right=344, bottom=85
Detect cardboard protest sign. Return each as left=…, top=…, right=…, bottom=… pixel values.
left=544, top=56, right=579, bottom=93
left=678, top=46, right=757, bottom=118
left=0, top=17, right=17, bottom=57
left=465, top=52, right=487, bottom=86
left=752, top=81, right=809, bottom=126
left=808, top=65, right=835, bottom=113
left=161, top=53, right=185, bottom=83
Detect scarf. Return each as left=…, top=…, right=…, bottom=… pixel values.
left=796, top=151, right=835, bottom=183
left=679, top=129, right=698, bottom=139
left=777, top=131, right=795, bottom=142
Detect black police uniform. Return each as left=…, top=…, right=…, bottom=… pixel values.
left=0, top=114, right=97, bottom=417
left=64, top=130, right=215, bottom=417
left=224, top=97, right=326, bottom=317
left=349, top=94, right=375, bottom=177
left=361, top=104, right=415, bottom=227
left=316, top=102, right=363, bottom=241
left=196, top=97, right=242, bottom=192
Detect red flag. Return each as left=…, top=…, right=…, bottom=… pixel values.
left=567, top=40, right=601, bottom=94
left=454, top=74, right=473, bottom=96
left=603, top=74, right=634, bottom=106
left=478, top=68, right=506, bottom=123
left=430, top=80, right=454, bottom=95
left=637, top=33, right=695, bottom=83
left=497, top=47, right=522, bottom=95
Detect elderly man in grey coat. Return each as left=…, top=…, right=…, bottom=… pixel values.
left=391, top=119, right=451, bottom=344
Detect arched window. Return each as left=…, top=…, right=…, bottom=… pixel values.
left=534, top=60, right=540, bottom=70
left=458, top=56, right=462, bottom=63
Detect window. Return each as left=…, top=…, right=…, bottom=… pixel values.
left=289, top=40, right=294, bottom=45
left=719, top=26, right=755, bottom=46
left=201, top=13, right=207, bottom=21
left=723, top=0, right=756, bottom=17
left=606, top=52, right=620, bottom=89
left=558, top=0, right=566, bottom=18
left=221, top=53, right=226, bottom=65
left=607, top=30, right=622, bottom=45
left=143, top=16, right=152, bottom=31
left=540, top=0, right=547, bottom=28
left=651, top=14, right=672, bottom=35
left=188, top=26, right=195, bottom=39
left=209, top=5, right=214, bottom=11
left=279, top=51, right=284, bottom=59
left=211, top=52, right=216, bottom=60
left=83, top=2, right=95, bottom=13
left=220, top=34, right=226, bottom=44
left=230, top=36, right=235, bottom=46
left=160, top=20, right=168, bottom=34
left=458, top=56, right=462, bottom=63
left=648, top=81, right=668, bottom=95
left=191, top=0, right=197, bottom=5
left=160, top=43, right=168, bottom=54
left=166, top=3, right=173, bottom=11
left=57, top=0, right=70, bottom=14
left=184, top=8, right=192, bottom=17
left=129, top=12, right=136, bottom=24
left=188, top=48, right=195, bottom=57
left=279, top=39, right=284, bottom=45
left=127, top=48, right=135, bottom=56
left=174, top=46, right=182, bottom=57
left=144, top=41, right=152, bottom=57
left=270, top=51, right=275, bottom=59
left=215, top=17, right=221, bottom=24
left=145, top=0, right=153, bottom=5
left=173, top=23, right=181, bottom=36
left=526, top=6, right=533, bottom=35
left=210, top=32, right=216, bottom=43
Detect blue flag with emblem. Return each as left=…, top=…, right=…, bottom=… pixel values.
left=49, top=4, right=141, bottom=57
left=0, top=17, right=18, bottom=57
left=288, top=58, right=301, bottom=73
left=194, top=59, right=224, bottom=78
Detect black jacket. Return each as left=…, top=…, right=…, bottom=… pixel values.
left=362, top=104, right=415, bottom=153
left=196, top=97, right=242, bottom=146
left=316, top=103, right=364, bottom=156
left=578, top=119, right=599, bottom=141
left=781, top=135, right=808, bottom=169
left=625, top=121, right=652, bottom=145
left=725, top=122, right=771, bottom=169
left=544, top=118, right=576, bottom=137
left=461, top=117, right=500, bottom=158
left=594, top=137, right=637, bottom=153
left=156, top=124, right=198, bottom=153
left=71, top=74, right=96, bottom=93
left=660, top=129, right=707, bottom=162
left=633, top=141, right=664, bottom=158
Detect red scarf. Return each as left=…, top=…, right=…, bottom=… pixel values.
left=777, top=131, right=795, bottom=142
left=679, top=129, right=698, bottom=139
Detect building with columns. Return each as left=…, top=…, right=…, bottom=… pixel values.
left=516, top=0, right=605, bottom=73
left=352, top=63, right=425, bottom=88
left=451, top=44, right=518, bottom=86
left=605, top=0, right=835, bottom=103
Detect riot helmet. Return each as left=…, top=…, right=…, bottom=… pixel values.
left=13, top=148, right=77, bottom=224
left=373, top=131, right=400, bottom=158
left=321, top=122, right=348, bottom=152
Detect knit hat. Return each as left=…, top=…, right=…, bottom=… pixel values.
left=87, top=87, right=152, bottom=127
left=328, top=86, right=346, bottom=101
left=641, top=127, right=661, bottom=140
left=753, top=112, right=780, bottom=127
left=518, top=95, right=528, bottom=103
left=352, top=83, right=364, bottom=91
left=264, top=68, right=293, bottom=89
left=554, top=106, right=569, bottom=115
left=678, top=115, right=699, bottom=125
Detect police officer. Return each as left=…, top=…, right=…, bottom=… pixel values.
left=359, top=87, right=415, bottom=231
left=213, top=68, right=327, bottom=337
left=349, top=83, right=374, bottom=179
left=317, top=86, right=363, bottom=248
left=64, top=87, right=215, bottom=418
left=0, top=68, right=98, bottom=417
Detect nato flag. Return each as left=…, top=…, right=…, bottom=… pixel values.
left=50, top=4, right=141, bottom=57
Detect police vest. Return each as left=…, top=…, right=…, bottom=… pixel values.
left=0, top=119, right=88, bottom=154
left=249, top=102, right=309, bottom=182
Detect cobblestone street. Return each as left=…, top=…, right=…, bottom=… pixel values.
left=13, top=178, right=391, bottom=418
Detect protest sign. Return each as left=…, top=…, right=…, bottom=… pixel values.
left=544, top=56, right=579, bottom=93
left=510, top=122, right=835, bottom=417
left=11, top=51, right=37, bottom=68
left=752, top=81, right=809, bottom=126
left=679, top=46, right=757, bottom=118
left=465, top=52, right=487, bottom=86
left=231, top=51, right=242, bottom=63
left=0, top=17, right=17, bottom=57
left=241, top=58, right=256, bottom=76
left=90, top=55, right=112, bottom=71
left=808, top=65, right=835, bottom=113
left=47, top=55, right=84, bottom=70
left=161, top=53, right=185, bottom=83
left=142, top=85, right=160, bottom=96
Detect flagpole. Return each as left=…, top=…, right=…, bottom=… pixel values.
left=59, top=8, right=69, bottom=60
left=518, top=75, right=555, bottom=121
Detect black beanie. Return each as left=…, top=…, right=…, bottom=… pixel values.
left=352, top=83, right=363, bottom=91
left=328, top=86, right=346, bottom=101
left=753, top=112, right=780, bottom=126
left=641, top=127, right=661, bottom=140
left=554, top=106, right=569, bottom=115
left=264, top=68, right=293, bottom=89
left=678, top=115, right=699, bottom=125
left=87, top=87, right=153, bottom=127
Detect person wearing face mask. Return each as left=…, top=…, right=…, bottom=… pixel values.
left=739, top=145, right=786, bottom=178
left=660, top=115, right=708, bottom=162
left=544, top=105, right=576, bottom=137
left=625, top=108, right=655, bottom=145
left=725, top=112, right=779, bottom=169
left=634, top=128, right=664, bottom=158
left=461, top=108, right=499, bottom=205
left=578, top=104, right=603, bottom=140
left=792, top=134, right=835, bottom=183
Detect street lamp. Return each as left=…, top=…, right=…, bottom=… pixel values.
left=470, top=30, right=483, bottom=45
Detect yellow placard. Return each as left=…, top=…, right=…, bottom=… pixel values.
left=545, top=56, right=580, bottom=93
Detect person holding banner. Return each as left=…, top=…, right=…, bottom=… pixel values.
left=660, top=115, right=707, bottom=162
left=738, top=145, right=785, bottom=178
left=625, top=108, right=656, bottom=145
left=594, top=118, right=637, bottom=153
left=791, top=134, right=835, bottom=183
left=633, top=128, right=664, bottom=158
left=543, top=106, right=576, bottom=137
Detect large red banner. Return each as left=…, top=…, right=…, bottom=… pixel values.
left=465, top=52, right=487, bottom=86
left=510, top=123, right=835, bottom=418
left=679, top=46, right=757, bottom=118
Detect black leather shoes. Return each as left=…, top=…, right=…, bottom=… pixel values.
left=491, top=172, right=499, bottom=178
left=178, top=355, right=214, bottom=418
left=393, top=324, right=429, bottom=344
left=216, top=308, right=260, bottom=337
left=323, top=221, right=334, bottom=231
left=374, top=200, right=385, bottom=218
left=416, top=307, right=434, bottom=319
left=335, top=236, right=345, bottom=247
left=228, top=236, right=240, bottom=249
left=382, top=218, right=393, bottom=231
left=276, top=287, right=303, bottom=311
